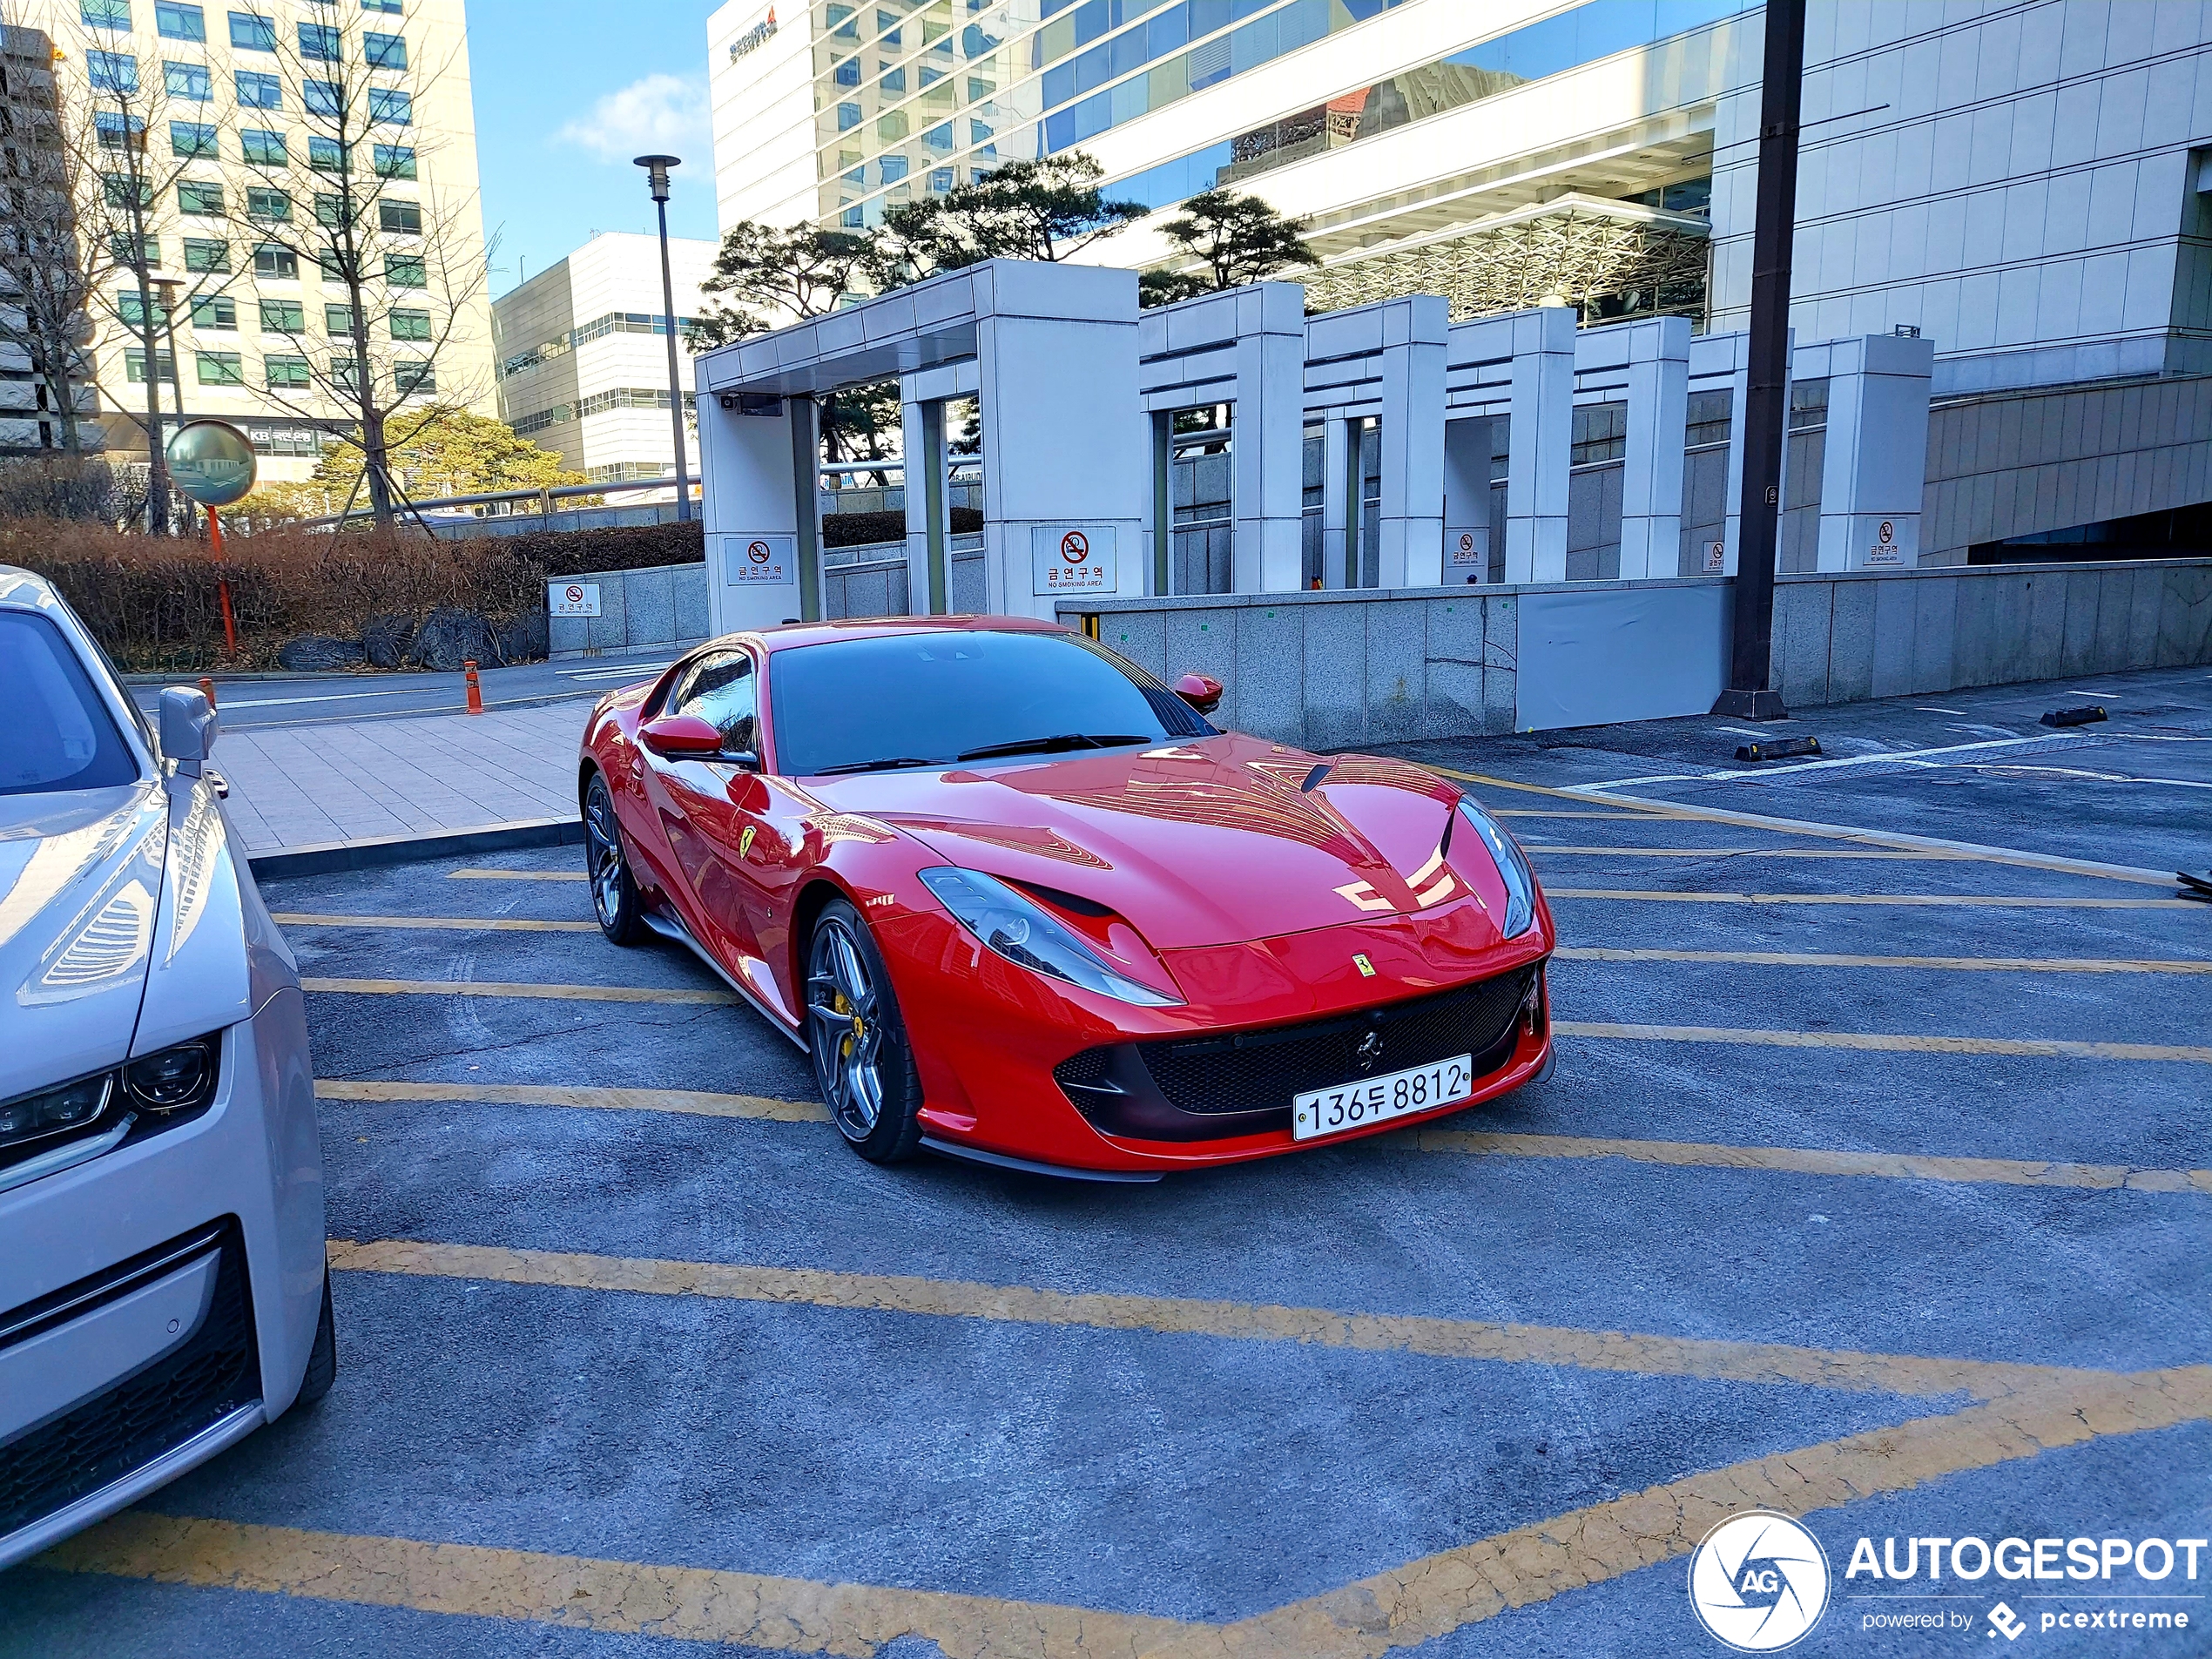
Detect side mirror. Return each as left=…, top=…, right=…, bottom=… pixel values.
left=1173, top=672, right=1223, bottom=715
left=639, top=713, right=725, bottom=758
left=158, top=686, right=218, bottom=777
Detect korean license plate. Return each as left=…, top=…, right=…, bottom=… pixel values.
left=1291, top=1054, right=1474, bottom=1142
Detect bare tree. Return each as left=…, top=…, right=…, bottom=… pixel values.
left=0, top=24, right=96, bottom=455
left=49, top=30, right=244, bottom=529
left=223, top=0, right=489, bottom=528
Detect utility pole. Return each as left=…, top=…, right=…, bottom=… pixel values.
left=634, top=153, right=695, bottom=524
left=1711, top=0, right=1805, bottom=721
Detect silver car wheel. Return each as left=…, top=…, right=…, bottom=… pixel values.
left=583, top=780, right=627, bottom=930
left=807, top=917, right=885, bottom=1142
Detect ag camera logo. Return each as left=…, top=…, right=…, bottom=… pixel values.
left=1689, top=1511, right=1831, bottom=1651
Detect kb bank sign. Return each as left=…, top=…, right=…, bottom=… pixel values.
left=1683, top=1512, right=2203, bottom=1650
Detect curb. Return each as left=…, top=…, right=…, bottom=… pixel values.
left=246, top=816, right=583, bottom=880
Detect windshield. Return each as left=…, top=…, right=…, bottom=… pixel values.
left=0, top=612, right=139, bottom=795
left=768, top=630, right=1216, bottom=777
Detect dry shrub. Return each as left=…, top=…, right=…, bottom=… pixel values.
left=0, top=516, right=705, bottom=671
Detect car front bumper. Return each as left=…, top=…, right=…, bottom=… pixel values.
left=0, top=986, right=324, bottom=1570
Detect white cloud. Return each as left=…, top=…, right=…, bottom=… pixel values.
left=555, top=73, right=710, bottom=164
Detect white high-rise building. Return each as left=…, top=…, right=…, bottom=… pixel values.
left=706, top=2, right=2212, bottom=563
left=490, top=230, right=715, bottom=489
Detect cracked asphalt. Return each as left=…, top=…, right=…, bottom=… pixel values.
left=5, top=662, right=2209, bottom=1656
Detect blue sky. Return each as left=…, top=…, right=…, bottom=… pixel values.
left=467, top=0, right=722, bottom=297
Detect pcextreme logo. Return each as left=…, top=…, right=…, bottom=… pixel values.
left=1688, top=1511, right=1832, bottom=1651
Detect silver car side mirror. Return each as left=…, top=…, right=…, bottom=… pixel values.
left=159, top=686, right=219, bottom=778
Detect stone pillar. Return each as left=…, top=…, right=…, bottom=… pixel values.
left=1319, top=417, right=1352, bottom=589
left=1616, top=315, right=1692, bottom=580
left=1232, top=282, right=1310, bottom=593
left=1816, top=333, right=1936, bottom=572
left=1374, top=295, right=1447, bottom=589
left=900, top=389, right=948, bottom=614
left=696, top=390, right=805, bottom=637
left=1502, top=306, right=1575, bottom=584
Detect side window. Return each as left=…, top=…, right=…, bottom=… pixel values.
left=673, top=651, right=759, bottom=754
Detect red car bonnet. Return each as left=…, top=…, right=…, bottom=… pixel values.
left=805, top=732, right=1495, bottom=952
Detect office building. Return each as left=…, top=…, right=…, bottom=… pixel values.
left=1, top=19, right=100, bottom=455
left=490, top=229, right=714, bottom=490
left=8, top=0, right=496, bottom=480
left=708, top=1, right=2212, bottom=567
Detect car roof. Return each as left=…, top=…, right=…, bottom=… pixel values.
left=728, top=614, right=1073, bottom=656
left=0, top=564, right=65, bottom=614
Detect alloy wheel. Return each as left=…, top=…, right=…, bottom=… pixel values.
left=583, top=782, right=627, bottom=931
left=807, top=917, right=886, bottom=1141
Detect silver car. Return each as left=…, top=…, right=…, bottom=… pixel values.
left=0, top=566, right=330, bottom=1570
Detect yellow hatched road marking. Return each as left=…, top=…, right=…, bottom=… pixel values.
left=1554, top=946, right=2212, bottom=974
left=1431, top=765, right=2178, bottom=887
left=314, top=1077, right=2212, bottom=1194
left=1545, top=888, right=2196, bottom=909
left=323, top=1237, right=2094, bottom=1401
left=274, top=913, right=597, bottom=934
left=446, top=867, right=589, bottom=882
left=314, top=1078, right=829, bottom=1123
left=300, top=977, right=734, bottom=1006
left=1554, top=1019, right=2212, bottom=1065
left=1410, top=1128, right=2212, bottom=1195
left=44, top=1366, right=2212, bottom=1658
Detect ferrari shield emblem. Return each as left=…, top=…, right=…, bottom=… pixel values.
left=1352, top=953, right=1376, bottom=977
left=739, top=825, right=758, bottom=857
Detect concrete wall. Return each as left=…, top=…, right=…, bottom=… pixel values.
left=1062, top=556, right=2212, bottom=744
left=548, top=562, right=711, bottom=658
left=432, top=502, right=693, bottom=542
left=1773, top=556, right=2212, bottom=707
left=1921, top=374, right=2212, bottom=561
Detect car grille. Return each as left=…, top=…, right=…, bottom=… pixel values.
left=1054, top=965, right=1540, bottom=1138
left=0, top=1220, right=259, bottom=1538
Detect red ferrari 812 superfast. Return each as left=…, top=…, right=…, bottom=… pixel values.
left=577, top=617, right=1555, bottom=1181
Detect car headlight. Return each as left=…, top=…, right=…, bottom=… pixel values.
left=1456, top=798, right=1536, bottom=939
left=122, top=1038, right=219, bottom=1110
left=0, top=1074, right=112, bottom=1150
left=919, top=867, right=1181, bottom=1007
left=0, top=1036, right=221, bottom=1159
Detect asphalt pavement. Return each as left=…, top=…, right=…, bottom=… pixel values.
left=128, top=647, right=678, bottom=732
left=7, top=662, right=2210, bottom=1657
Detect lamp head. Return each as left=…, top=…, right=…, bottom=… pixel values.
left=633, top=153, right=680, bottom=202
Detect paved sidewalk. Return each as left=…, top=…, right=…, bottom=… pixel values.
left=214, top=700, right=588, bottom=854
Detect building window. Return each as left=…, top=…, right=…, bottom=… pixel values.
left=308, top=137, right=347, bottom=172
left=81, top=0, right=131, bottom=29
left=834, top=57, right=859, bottom=86
left=317, top=249, right=346, bottom=280
left=260, top=298, right=305, bottom=333
left=838, top=102, right=860, bottom=130
left=189, top=294, right=237, bottom=330
left=196, top=350, right=243, bottom=385
left=170, top=120, right=217, bottom=158
left=394, top=360, right=434, bottom=395
left=929, top=168, right=953, bottom=192
left=362, top=0, right=401, bottom=11
left=87, top=51, right=138, bottom=91
left=241, top=128, right=287, bottom=165
left=325, top=303, right=354, bottom=335
left=254, top=241, right=299, bottom=279
left=299, top=21, right=340, bottom=60
left=373, top=145, right=415, bottom=179
left=388, top=307, right=429, bottom=341
left=368, top=89, right=411, bottom=125
left=125, top=348, right=178, bottom=383
left=330, top=354, right=361, bottom=390
left=378, top=199, right=421, bottom=234
left=265, top=354, right=311, bottom=388
left=234, top=69, right=280, bottom=108
left=879, top=155, right=907, bottom=182
left=384, top=253, right=426, bottom=287
left=108, top=233, right=158, bottom=266
left=228, top=10, right=274, bottom=49
left=183, top=237, right=229, bottom=272
left=154, top=3, right=206, bottom=42
left=95, top=111, right=146, bottom=150
left=117, top=289, right=169, bottom=327
left=246, top=185, right=292, bottom=221
left=163, top=61, right=211, bottom=100
left=314, top=192, right=342, bottom=226
left=177, top=179, right=224, bottom=215
left=305, top=78, right=344, bottom=116
left=364, top=30, right=405, bottom=69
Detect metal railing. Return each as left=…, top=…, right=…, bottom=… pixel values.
left=301, top=475, right=700, bottom=529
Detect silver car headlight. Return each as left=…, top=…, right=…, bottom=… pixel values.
left=919, top=867, right=1181, bottom=1007
left=1456, top=798, right=1536, bottom=940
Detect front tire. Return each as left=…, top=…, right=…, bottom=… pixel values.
left=583, top=771, right=644, bottom=946
left=292, top=1270, right=337, bottom=1410
left=806, top=900, right=925, bottom=1164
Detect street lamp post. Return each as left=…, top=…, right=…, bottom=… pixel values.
left=633, top=153, right=694, bottom=524
left=152, top=276, right=188, bottom=532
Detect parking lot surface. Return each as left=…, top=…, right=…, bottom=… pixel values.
left=7, top=664, right=2209, bottom=1657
